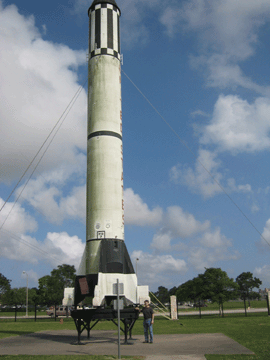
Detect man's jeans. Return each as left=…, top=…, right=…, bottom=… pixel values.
left=143, top=318, right=153, bottom=342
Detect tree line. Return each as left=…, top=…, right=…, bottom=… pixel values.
left=0, top=266, right=262, bottom=316
left=152, top=268, right=262, bottom=317
left=0, top=264, right=76, bottom=307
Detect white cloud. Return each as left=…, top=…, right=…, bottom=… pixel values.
left=170, top=149, right=223, bottom=198
left=72, top=0, right=89, bottom=14
left=151, top=205, right=210, bottom=251
left=159, top=7, right=180, bottom=37
left=200, top=95, right=270, bottom=153
left=131, top=250, right=187, bottom=288
left=158, top=1, right=270, bottom=93
left=164, top=206, right=210, bottom=238
left=0, top=197, right=41, bottom=265
left=190, top=110, right=209, bottom=118
left=0, top=197, right=84, bottom=268
left=44, top=232, right=85, bottom=269
left=199, top=227, right=232, bottom=249
left=170, top=148, right=253, bottom=200
left=256, top=219, right=270, bottom=252
left=151, top=233, right=172, bottom=252
left=16, top=170, right=86, bottom=225
left=190, top=54, right=270, bottom=94
left=124, top=188, right=163, bottom=227
left=227, top=179, right=252, bottom=194
left=0, top=231, right=43, bottom=266
left=149, top=212, right=239, bottom=271
left=0, top=198, right=38, bottom=235
left=188, top=234, right=240, bottom=271
left=254, top=265, right=270, bottom=287
left=0, top=3, right=87, bottom=184
left=21, top=269, right=39, bottom=284
left=180, top=0, right=270, bottom=60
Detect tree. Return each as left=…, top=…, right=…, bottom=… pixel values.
left=176, top=276, right=205, bottom=317
left=38, top=264, right=76, bottom=305
left=38, top=275, right=51, bottom=305
left=0, top=273, right=11, bottom=302
left=2, top=288, right=23, bottom=305
left=28, top=288, right=39, bottom=305
left=236, top=272, right=262, bottom=317
left=202, top=268, right=239, bottom=317
left=169, top=286, right=177, bottom=297
left=153, top=286, right=170, bottom=304
left=50, top=264, right=76, bottom=288
left=176, top=277, right=204, bottom=303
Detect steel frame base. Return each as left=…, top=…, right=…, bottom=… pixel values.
left=71, top=308, right=139, bottom=344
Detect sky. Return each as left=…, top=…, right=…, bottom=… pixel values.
left=1, top=0, right=270, bottom=293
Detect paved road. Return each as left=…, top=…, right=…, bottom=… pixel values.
left=0, top=330, right=254, bottom=358
left=177, top=308, right=268, bottom=316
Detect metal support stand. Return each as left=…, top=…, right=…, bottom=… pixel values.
left=73, top=317, right=94, bottom=344
left=71, top=308, right=139, bottom=345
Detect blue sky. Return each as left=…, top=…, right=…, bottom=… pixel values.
left=1, top=0, right=270, bottom=293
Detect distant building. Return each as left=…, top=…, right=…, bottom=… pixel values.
left=259, top=288, right=270, bottom=297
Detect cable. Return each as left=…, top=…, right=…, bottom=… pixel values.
left=1, top=228, right=63, bottom=265
left=122, top=69, right=270, bottom=249
left=0, top=77, right=88, bottom=214
left=0, top=77, right=87, bottom=232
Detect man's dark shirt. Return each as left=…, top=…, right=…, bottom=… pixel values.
left=142, top=306, right=153, bottom=320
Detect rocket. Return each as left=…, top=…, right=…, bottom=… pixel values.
left=63, top=0, right=149, bottom=307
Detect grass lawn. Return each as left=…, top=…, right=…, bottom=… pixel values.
left=0, top=311, right=47, bottom=317
left=0, top=312, right=269, bottom=360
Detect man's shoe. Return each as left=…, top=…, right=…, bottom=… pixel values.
left=143, top=341, right=148, bottom=343
left=149, top=341, right=153, bottom=343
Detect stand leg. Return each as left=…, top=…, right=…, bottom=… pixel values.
left=124, top=319, right=128, bottom=344
left=78, top=319, right=81, bottom=344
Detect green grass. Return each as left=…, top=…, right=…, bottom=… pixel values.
left=0, top=311, right=47, bottom=317
left=0, top=312, right=269, bottom=360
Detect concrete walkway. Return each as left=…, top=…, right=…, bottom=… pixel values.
left=0, top=330, right=254, bottom=358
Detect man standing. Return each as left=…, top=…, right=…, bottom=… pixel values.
left=136, top=300, right=154, bottom=343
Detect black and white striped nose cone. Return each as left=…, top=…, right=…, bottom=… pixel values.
left=89, top=0, right=120, bottom=12
left=88, top=0, right=121, bottom=60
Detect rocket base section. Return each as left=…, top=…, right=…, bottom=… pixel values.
left=72, top=238, right=150, bottom=306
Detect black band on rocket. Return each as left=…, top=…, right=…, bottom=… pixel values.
left=88, top=131, right=122, bottom=141
left=90, top=49, right=120, bottom=60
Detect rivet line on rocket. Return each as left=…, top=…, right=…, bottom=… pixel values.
left=121, top=69, right=270, bottom=249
